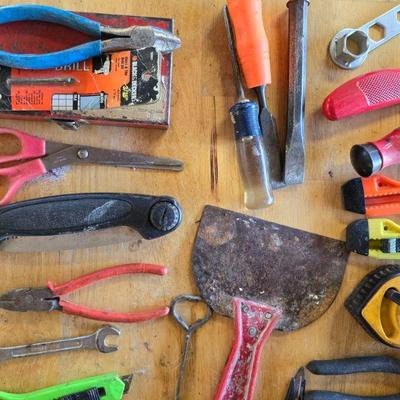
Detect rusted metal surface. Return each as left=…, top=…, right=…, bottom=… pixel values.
left=192, top=205, right=349, bottom=332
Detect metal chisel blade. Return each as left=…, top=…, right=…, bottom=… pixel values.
left=0, top=227, right=143, bottom=252
left=259, top=107, right=284, bottom=189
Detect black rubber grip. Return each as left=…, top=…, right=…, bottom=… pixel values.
left=307, top=356, right=400, bottom=375
left=0, top=193, right=182, bottom=240
left=305, top=390, right=400, bottom=399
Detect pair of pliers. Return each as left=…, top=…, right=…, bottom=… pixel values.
left=0, top=127, right=183, bottom=205
left=0, top=4, right=181, bottom=69
left=0, top=263, right=170, bottom=323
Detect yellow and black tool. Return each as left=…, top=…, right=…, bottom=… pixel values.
left=345, top=265, right=400, bottom=348
left=346, top=218, right=400, bottom=259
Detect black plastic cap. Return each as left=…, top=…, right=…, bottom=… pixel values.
left=346, top=219, right=369, bottom=256
left=350, top=144, right=382, bottom=177
left=342, top=178, right=366, bottom=214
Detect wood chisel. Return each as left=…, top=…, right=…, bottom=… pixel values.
left=0, top=193, right=182, bottom=252
left=0, top=373, right=132, bottom=399
left=224, top=6, right=274, bottom=209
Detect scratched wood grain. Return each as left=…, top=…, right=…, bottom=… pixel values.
left=0, top=0, right=400, bottom=398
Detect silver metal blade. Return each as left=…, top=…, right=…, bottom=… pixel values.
left=0, top=226, right=142, bottom=252
left=121, top=374, right=133, bottom=394
left=76, top=147, right=184, bottom=171
left=42, top=146, right=184, bottom=172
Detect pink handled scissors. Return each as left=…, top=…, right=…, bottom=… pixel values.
left=0, top=127, right=183, bottom=205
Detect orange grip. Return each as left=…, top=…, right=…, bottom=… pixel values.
left=227, top=0, right=271, bottom=88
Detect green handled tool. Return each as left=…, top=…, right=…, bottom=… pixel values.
left=0, top=373, right=132, bottom=400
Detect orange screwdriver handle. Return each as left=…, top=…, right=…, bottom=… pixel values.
left=227, top=0, right=271, bottom=89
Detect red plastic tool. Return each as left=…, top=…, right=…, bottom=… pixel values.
left=323, top=69, right=400, bottom=121
left=214, top=298, right=281, bottom=400
left=0, top=263, right=170, bottom=323
left=343, top=175, right=400, bottom=217
left=350, top=128, right=400, bottom=177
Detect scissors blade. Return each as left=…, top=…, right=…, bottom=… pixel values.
left=72, top=146, right=184, bottom=171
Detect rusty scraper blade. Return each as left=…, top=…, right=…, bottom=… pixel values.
left=192, top=206, right=349, bottom=331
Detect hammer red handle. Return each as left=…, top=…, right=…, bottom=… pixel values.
left=323, top=69, right=400, bottom=121
left=373, top=128, right=400, bottom=170
left=214, top=298, right=281, bottom=400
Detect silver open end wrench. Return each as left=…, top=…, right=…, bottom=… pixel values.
left=0, top=326, right=120, bottom=363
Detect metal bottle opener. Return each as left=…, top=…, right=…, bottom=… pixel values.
left=329, top=4, right=400, bottom=69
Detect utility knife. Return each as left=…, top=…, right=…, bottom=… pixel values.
left=0, top=193, right=182, bottom=252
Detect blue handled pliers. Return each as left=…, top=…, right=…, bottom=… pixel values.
left=0, top=4, right=181, bottom=70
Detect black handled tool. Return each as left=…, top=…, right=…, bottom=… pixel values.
left=285, top=356, right=400, bottom=400
left=0, top=193, right=182, bottom=252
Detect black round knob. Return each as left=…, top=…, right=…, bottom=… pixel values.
left=150, top=201, right=182, bottom=232
left=350, top=144, right=382, bottom=177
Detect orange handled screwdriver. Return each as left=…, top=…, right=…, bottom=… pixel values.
left=227, top=0, right=282, bottom=189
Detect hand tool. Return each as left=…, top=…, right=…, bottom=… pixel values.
left=226, top=0, right=282, bottom=189
left=323, top=70, right=400, bottom=121
left=286, top=356, right=400, bottom=400
left=350, top=128, right=400, bottom=177
left=329, top=5, right=400, bottom=70
left=284, top=0, right=309, bottom=186
left=192, top=205, right=349, bottom=400
left=0, top=325, right=120, bottom=363
left=171, top=295, right=213, bottom=400
left=0, top=263, right=170, bottom=323
left=224, top=5, right=274, bottom=209
left=0, top=193, right=182, bottom=252
left=0, top=4, right=181, bottom=70
left=346, top=218, right=400, bottom=259
left=0, top=127, right=183, bottom=205
left=0, top=373, right=132, bottom=400
left=346, top=265, right=400, bottom=348
left=343, top=175, right=400, bottom=217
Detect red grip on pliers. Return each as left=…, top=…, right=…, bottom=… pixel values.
left=48, top=263, right=170, bottom=323
left=323, top=69, right=400, bottom=121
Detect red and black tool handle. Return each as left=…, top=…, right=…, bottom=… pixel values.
left=323, top=69, right=400, bottom=121
left=48, top=263, right=170, bottom=323
left=0, top=193, right=182, bottom=241
left=214, top=298, right=281, bottom=400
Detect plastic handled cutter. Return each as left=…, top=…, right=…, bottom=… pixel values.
left=346, top=218, right=400, bottom=259
left=0, top=127, right=183, bottom=205
left=343, top=175, right=400, bottom=217
left=0, top=4, right=181, bottom=69
left=323, top=70, right=400, bottom=121
left=0, top=373, right=132, bottom=400
left=286, top=356, right=400, bottom=399
left=0, top=263, right=170, bottom=323
left=346, top=265, right=400, bottom=349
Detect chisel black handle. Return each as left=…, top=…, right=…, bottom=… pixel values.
left=305, top=391, right=400, bottom=400
left=0, top=193, right=182, bottom=240
left=307, top=357, right=400, bottom=376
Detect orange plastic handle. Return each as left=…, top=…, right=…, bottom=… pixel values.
left=227, top=0, right=271, bottom=89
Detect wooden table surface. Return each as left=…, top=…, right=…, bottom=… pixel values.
left=0, top=0, right=400, bottom=398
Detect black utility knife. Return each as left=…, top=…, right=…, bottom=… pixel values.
left=0, top=193, right=182, bottom=252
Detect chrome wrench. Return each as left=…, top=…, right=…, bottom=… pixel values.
left=0, top=325, right=120, bottom=363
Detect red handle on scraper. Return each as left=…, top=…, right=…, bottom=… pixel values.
left=214, top=298, right=281, bottom=400
left=227, top=0, right=272, bottom=89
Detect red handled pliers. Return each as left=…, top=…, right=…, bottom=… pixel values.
left=0, top=263, right=169, bottom=323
